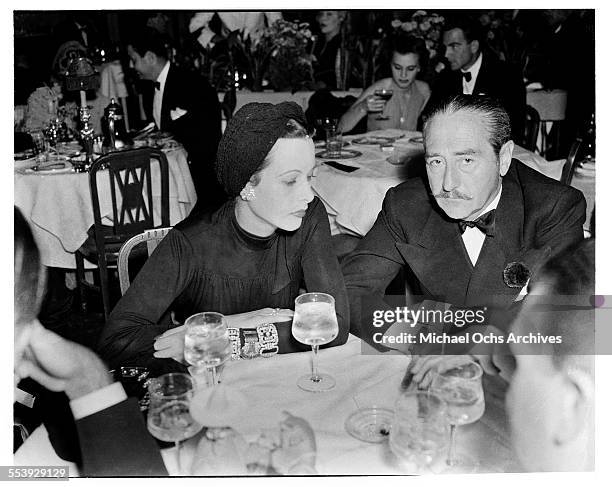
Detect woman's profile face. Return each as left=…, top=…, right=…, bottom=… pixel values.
left=245, top=137, right=316, bottom=234
left=317, top=11, right=344, bottom=38
left=390, top=52, right=420, bottom=90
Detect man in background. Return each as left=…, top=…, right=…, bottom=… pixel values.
left=428, top=16, right=526, bottom=142
left=127, top=28, right=225, bottom=211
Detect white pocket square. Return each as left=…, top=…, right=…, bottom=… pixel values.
left=170, top=107, right=188, bottom=121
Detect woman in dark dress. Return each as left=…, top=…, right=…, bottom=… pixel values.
left=98, top=102, right=349, bottom=369
left=312, top=11, right=347, bottom=90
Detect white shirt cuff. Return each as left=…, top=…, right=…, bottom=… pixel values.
left=69, top=382, right=128, bottom=420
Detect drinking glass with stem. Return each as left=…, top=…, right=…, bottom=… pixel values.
left=184, top=312, right=232, bottom=387
left=374, top=89, right=394, bottom=120
left=291, top=292, right=339, bottom=392
left=430, top=359, right=485, bottom=470
left=389, top=390, right=449, bottom=472
left=146, top=372, right=202, bottom=473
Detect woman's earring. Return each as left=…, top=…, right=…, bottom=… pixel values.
left=240, top=186, right=256, bottom=201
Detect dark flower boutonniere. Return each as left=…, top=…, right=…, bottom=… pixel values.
left=503, top=261, right=531, bottom=288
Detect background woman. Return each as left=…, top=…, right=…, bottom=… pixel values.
left=338, top=34, right=430, bottom=133
left=312, top=11, right=347, bottom=90
left=97, top=102, right=349, bottom=370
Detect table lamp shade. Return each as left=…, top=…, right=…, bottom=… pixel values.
left=64, top=56, right=100, bottom=92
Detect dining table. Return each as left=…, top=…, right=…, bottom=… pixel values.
left=311, top=128, right=595, bottom=238
left=14, top=144, right=197, bottom=269
left=14, top=335, right=522, bottom=476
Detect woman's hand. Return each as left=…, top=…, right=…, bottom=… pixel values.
left=153, top=308, right=294, bottom=364
left=153, top=324, right=187, bottom=363
left=225, top=308, right=294, bottom=329
left=365, top=95, right=385, bottom=114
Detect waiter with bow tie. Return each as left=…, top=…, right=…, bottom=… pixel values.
left=342, top=94, right=585, bottom=350
left=426, top=15, right=526, bottom=142
left=127, top=28, right=225, bottom=211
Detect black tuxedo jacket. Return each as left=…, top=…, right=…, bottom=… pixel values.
left=342, top=160, right=586, bottom=340
left=20, top=381, right=167, bottom=477
left=429, top=51, right=526, bottom=142
left=160, top=65, right=225, bottom=209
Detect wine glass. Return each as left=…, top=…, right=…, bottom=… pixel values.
left=147, top=372, right=202, bottom=473
left=389, top=391, right=449, bottom=472
left=374, top=89, right=394, bottom=120
left=292, top=292, right=339, bottom=392
left=184, top=312, right=232, bottom=388
left=430, top=360, right=485, bottom=471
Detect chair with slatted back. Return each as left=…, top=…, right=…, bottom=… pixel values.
left=117, top=227, right=172, bottom=295
left=560, top=137, right=583, bottom=186
left=75, top=147, right=170, bottom=318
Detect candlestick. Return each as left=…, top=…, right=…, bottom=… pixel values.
left=80, top=90, right=87, bottom=108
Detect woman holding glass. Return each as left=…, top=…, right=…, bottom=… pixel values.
left=338, top=34, right=431, bottom=133
left=97, top=101, right=349, bottom=370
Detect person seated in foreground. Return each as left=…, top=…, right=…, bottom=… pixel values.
left=14, top=207, right=167, bottom=476
left=408, top=239, right=595, bottom=471
left=341, top=94, right=585, bottom=350
left=338, top=33, right=431, bottom=134
left=98, top=102, right=349, bottom=370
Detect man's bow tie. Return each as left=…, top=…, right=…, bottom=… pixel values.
left=458, top=209, right=496, bottom=236
left=461, top=71, right=472, bottom=82
left=154, top=81, right=161, bottom=90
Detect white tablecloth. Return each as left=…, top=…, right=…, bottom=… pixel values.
left=14, top=147, right=197, bottom=269
left=15, top=336, right=521, bottom=476
left=312, top=129, right=590, bottom=237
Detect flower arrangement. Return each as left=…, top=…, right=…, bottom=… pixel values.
left=390, top=10, right=445, bottom=60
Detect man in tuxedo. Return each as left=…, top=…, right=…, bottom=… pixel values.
left=127, top=28, right=225, bottom=211
left=14, top=208, right=167, bottom=476
left=428, top=16, right=526, bottom=142
left=342, top=95, right=585, bottom=348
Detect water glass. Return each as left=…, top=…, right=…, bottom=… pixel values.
left=292, top=292, right=339, bottom=392
left=184, top=312, right=232, bottom=387
left=326, top=129, right=343, bottom=158
left=147, top=372, right=202, bottom=473
left=390, top=391, right=449, bottom=472
left=430, top=360, right=485, bottom=470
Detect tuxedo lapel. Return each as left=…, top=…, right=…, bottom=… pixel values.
left=396, top=205, right=474, bottom=304
left=466, top=162, right=525, bottom=306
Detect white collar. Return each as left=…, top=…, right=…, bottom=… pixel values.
left=156, top=61, right=171, bottom=90
left=462, top=51, right=483, bottom=79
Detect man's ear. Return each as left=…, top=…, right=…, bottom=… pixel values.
left=499, top=140, right=514, bottom=176
left=469, top=39, right=480, bottom=56
left=551, top=367, right=594, bottom=446
left=143, top=50, right=156, bottom=65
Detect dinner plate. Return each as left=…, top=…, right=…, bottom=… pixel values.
left=15, top=150, right=38, bottom=161
left=316, top=149, right=362, bottom=160
left=351, top=136, right=396, bottom=145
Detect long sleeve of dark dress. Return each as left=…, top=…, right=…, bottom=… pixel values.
left=97, top=197, right=348, bottom=368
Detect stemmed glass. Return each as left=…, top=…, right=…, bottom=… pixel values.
left=146, top=372, right=202, bottom=473
left=389, top=391, right=449, bottom=472
left=292, top=292, right=339, bottom=392
left=430, top=360, right=485, bottom=470
left=374, top=89, right=394, bottom=120
left=184, top=312, right=232, bottom=388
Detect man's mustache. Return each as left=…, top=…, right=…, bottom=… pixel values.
left=434, top=190, right=472, bottom=200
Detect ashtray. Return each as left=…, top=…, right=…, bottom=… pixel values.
left=345, top=407, right=394, bottom=443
